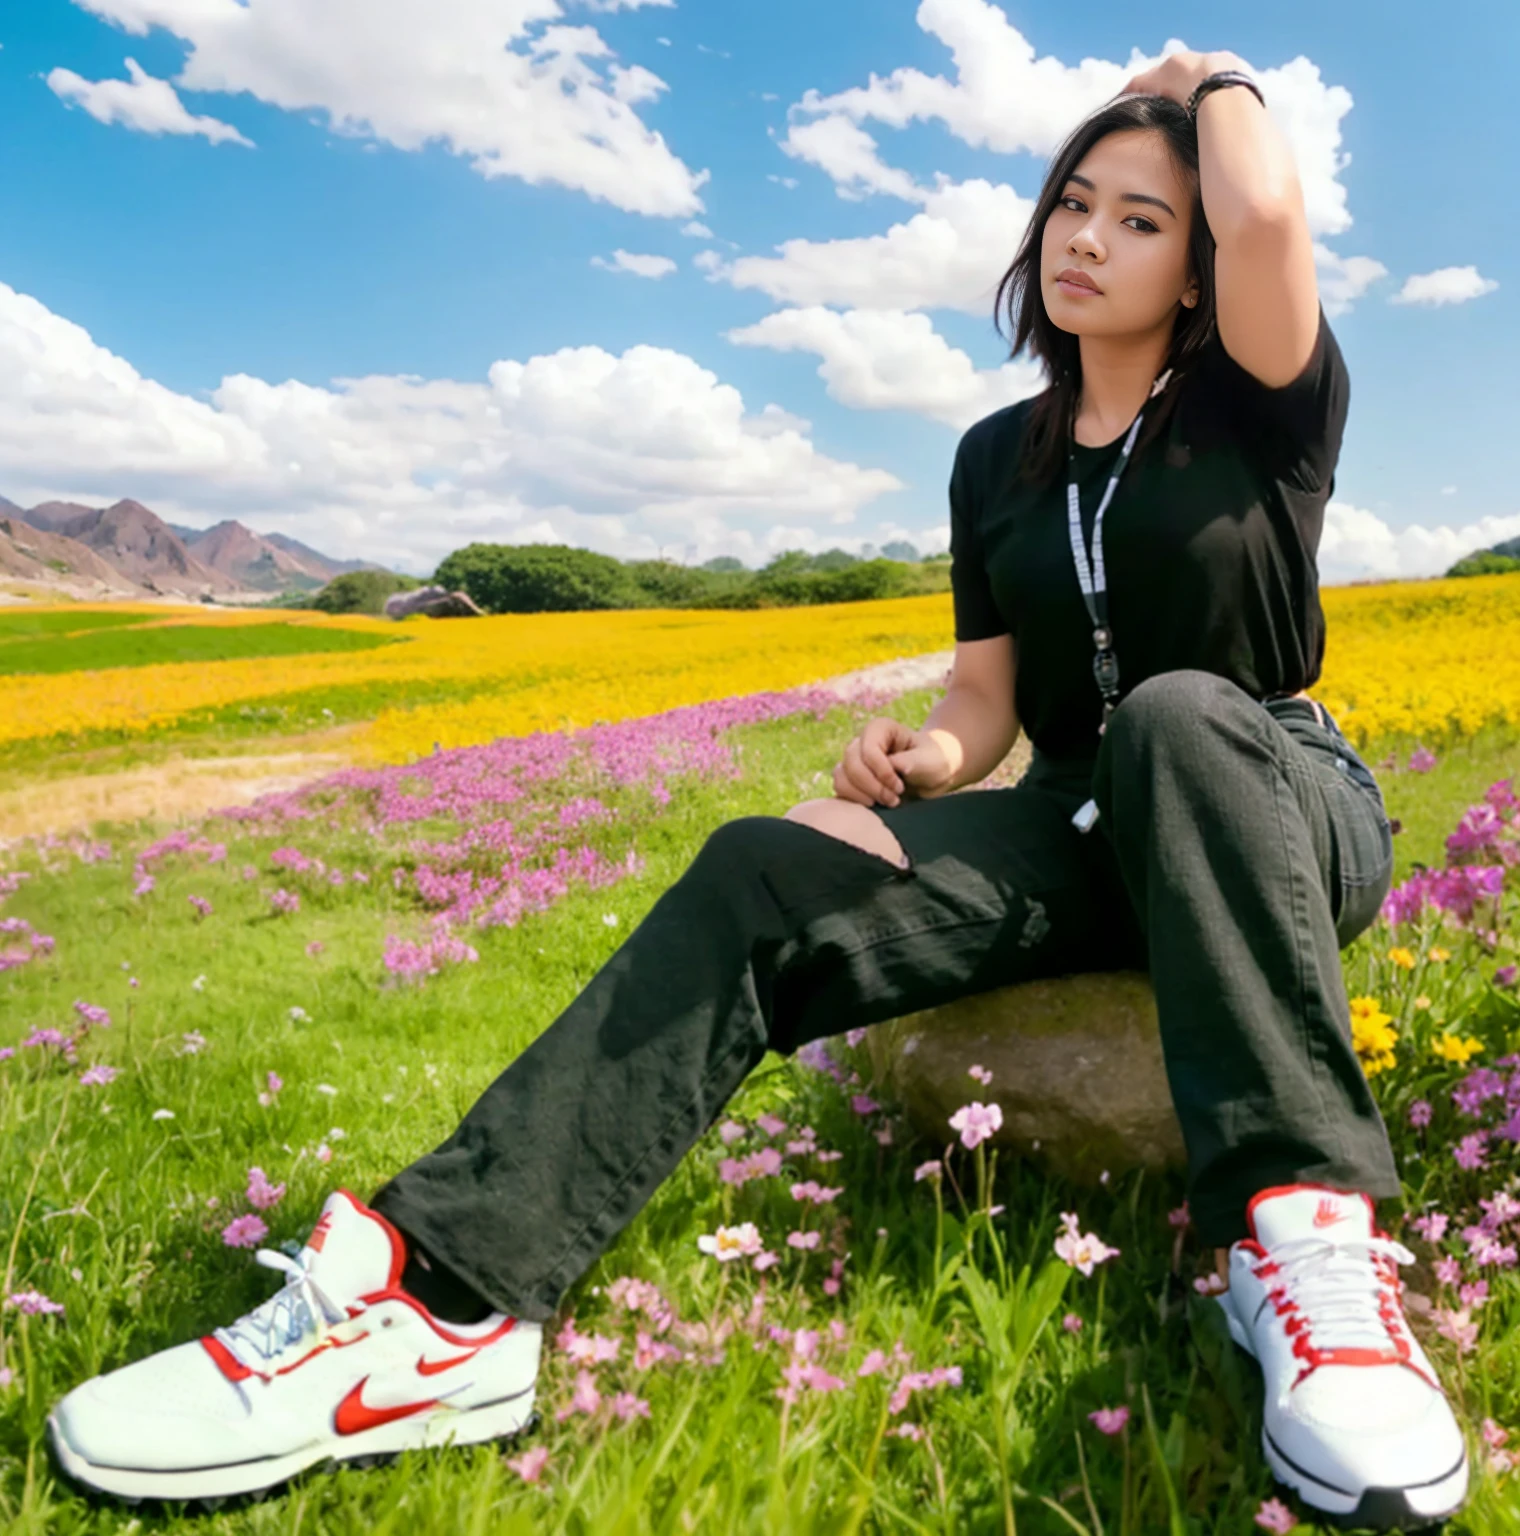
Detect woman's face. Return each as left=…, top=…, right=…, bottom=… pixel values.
left=1041, top=128, right=1198, bottom=338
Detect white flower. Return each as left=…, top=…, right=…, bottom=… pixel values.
left=152, top=1108, right=175, bottom=1121
left=289, top=1006, right=309, bottom=1023
left=696, top=1221, right=764, bottom=1262
left=603, top=913, right=619, bottom=927
left=327, top=1127, right=347, bottom=1140
left=191, top=975, right=207, bottom=992
left=316, top=1083, right=338, bottom=1096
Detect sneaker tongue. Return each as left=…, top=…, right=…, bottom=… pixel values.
left=1249, top=1186, right=1375, bottom=1249
left=297, top=1190, right=405, bottom=1306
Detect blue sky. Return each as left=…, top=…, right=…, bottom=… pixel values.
left=0, top=0, right=1514, bottom=581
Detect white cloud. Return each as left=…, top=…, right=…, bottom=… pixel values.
left=1318, top=499, right=1520, bottom=585
left=1389, top=265, right=1500, bottom=307
left=572, top=0, right=673, bottom=11
left=0, top=279, right=902, bottom=571
left=64, top=0, right=706, bottom=217
left=785, top=3, right=1357, bottom=237
left=47, top=57, right=253, bottom=146
left=710, top=178, right=1030, bottom=315
left=680, top=220, right=714, bottom=238
left=590, top=249, right=678, bottom=278
left=1313, top=241, right=1389, bottom=318
left=726, top=307, right=1043, bottom=430
left=778, top=115, right=921, bottom=203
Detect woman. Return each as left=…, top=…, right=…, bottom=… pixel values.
left=48, top=51, right=1468, bottom=1529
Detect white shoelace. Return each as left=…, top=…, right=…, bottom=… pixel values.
left=1254, top=1235, right=1415, bottom=1394
left=214, top=1249, right=367, bottom=1373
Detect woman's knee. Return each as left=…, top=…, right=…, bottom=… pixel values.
left=782, top=797, right=908, bottom=866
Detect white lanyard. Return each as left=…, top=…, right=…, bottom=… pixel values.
left=1067, top=365, right=1173, bottom=835
left=1065, top=366, right=1174, bottom=740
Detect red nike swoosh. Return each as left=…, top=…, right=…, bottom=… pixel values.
left=1313, top=1211, right=1343, bottom=1228
left=416, top=1349, right=479, bottom=1377
left=333, top=1377, right=439, bottom=1436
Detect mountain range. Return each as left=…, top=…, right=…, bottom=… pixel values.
left=0, top=496, right=377, bottom=599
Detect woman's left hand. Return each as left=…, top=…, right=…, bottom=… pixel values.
left=1118, top=50, right=1244, bottom=108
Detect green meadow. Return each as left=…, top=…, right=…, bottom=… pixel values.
left=2, top=681, right=1518, bottom=1535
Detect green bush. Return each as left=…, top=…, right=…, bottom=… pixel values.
left=1448, top=551, right=1520, bottom=578
left=311, top=570, right=420, bottom=615
left=433, top=543, right=643, bottom=613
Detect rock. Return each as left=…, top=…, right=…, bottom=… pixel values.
left=384, top=585, right=484, bottom=620
left=864, top=971, right=1184, bottom=1183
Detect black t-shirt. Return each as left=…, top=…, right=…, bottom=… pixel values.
left=949, top=301, right=1349, bottom=762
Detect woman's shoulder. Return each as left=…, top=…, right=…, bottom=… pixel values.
left=956, top=394, right=1041, bottom=478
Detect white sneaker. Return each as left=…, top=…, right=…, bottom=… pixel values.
left=1215, top=1182, right=1469, bottom=1529
left=48, top=1190, right=542, bottom=1504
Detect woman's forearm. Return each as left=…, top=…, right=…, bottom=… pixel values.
left=918, top=683, right=1021, bottom=794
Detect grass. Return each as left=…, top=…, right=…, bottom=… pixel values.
left=0, top=623, right=406, bottom=677
left=1, top=685, right=1518, bottom=1534
left=0, top=612, right=157, bottom=641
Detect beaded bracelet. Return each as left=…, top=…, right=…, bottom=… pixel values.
left=1185, top=69, right=1265, bottom=120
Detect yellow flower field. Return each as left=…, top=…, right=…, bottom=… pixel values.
left=4, top=572, right=1518, bottom=766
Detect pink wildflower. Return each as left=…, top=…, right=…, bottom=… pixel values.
left=1054, top=1212, right=1121, bottom=1277
left=968, top=1063, right=993, bottom=1085
left=850, top=1094, right=878, bottom=1116
left=717, top=1119, right=746, bottom=1145
left=696, top=1221, right=763, bottom=1261
left=564, top=1331, right=620, bottom=1365
left=948, top=1100, right=1002, bottom=1149
left=73, top=1000, right=111, bottom=1029
left=1062, top=1313, right=1084, bottom=1333
left=5, top=1289, right=64, bottom=1316
left=1088, top=1405, right=1130, bottom=1435
left=914, top=1159, right=943, bottom=1182
left=1433, top=1305, right=1479, bottom=1354
left=506, top=1444, right=550, bottom=1483
left=1254, top=1497, right=1298, bottom=1534
left=754, top=1112, right=787, bottom=1137
left=78, top=1064, right=118, bottom=1087
left=1408, top=1099, right=1433, bottom=1128
left=857, top=1349, right=888, bottom=1377
left=188, top=895, right=213, bottom=919
left=222, top=1214, right=269, bottom=1249
left=786, top=1230, right=822, bottom=1250
left=554, top=1369, right=602, bottom=1421
left=608, top=1391, right=651, bottom=1422
left=245, top=1166, right=287, bottom=1210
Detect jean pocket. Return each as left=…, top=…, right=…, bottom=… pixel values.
left=1324, top=772, right=1395, bottom=946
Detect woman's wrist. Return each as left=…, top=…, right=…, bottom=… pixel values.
left=1182, top=51, right=1250, bottom=105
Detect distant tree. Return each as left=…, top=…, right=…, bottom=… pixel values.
left=700, top=555, right=746, bottom=573
left=1447, top=551, right=1520, bottom=578
left=623, top=559, right=723, bottom=606
left=433, top=543, right=642, bottom=613
left=312, top=570, right=419, bottom=615
left=762, top=549, right=815, bottom=578
left=880, top=540, right=921, bottom=562
left=809, top=547, right=860, bottom=572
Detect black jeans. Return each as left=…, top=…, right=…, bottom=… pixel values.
left=371, top=669, right=1400, bottom=1322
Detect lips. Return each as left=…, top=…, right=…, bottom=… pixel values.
left=1056, top=268, right=1102, bottom=293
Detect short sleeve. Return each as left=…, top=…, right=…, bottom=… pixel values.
left=948, top=433, right=1009, bottom=642
left=1204, top=301, right=1350, bottom=493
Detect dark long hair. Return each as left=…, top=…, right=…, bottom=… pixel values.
left=992, top=94, right=1218, bottom=490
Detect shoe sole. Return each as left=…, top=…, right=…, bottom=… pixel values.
left=1214, top=1293, right=1469, bottom=1531
left=47, top=1388, right=537, bottom=1506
